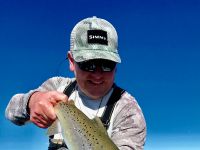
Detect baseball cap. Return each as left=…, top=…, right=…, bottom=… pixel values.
left=70, top=16, right=121, bottom=63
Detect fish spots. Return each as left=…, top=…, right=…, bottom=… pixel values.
left=55, top=101, right=119, bottom=149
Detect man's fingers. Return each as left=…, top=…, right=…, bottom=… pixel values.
left=33, top=118, right=49, bottom=128
left=31, top=112, right=54, bottom=128
left=43, top=103, right=57, bottom=121
left=31, top=115, right=48, bottom=128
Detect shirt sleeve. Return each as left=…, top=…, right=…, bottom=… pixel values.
left=110, top=92, right=146, bottom=150
left=5, top=77, right=71, bottom=126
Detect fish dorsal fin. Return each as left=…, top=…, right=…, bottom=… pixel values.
left=46, top=119, right=61, bottom=136
left=93, top=117, right=108, bottom=135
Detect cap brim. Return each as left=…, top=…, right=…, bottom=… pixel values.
left=72, top=50, right=121, bottom=63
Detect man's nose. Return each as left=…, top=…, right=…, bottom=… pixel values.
left=92, top=66, right=103, bottom=77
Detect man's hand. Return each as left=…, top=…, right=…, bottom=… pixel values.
left=28, top=91, right=68, bottom=128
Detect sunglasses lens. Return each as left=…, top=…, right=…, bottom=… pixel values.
left=77, top=61, right=96, bottom=72
left=77, top=60, right=116, bottom=72
left=101, top=61, right=116, bottom=72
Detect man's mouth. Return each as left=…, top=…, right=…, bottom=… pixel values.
left=88, top=80, right=104, bottom=85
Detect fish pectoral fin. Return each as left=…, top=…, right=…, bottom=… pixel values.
left=46, top=119, right=61, bottom=136
left=93, top=117, right=108, bottom=135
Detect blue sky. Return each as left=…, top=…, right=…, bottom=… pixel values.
left=1, top=0, right=200, bottom=149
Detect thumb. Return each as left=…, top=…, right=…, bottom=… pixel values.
left=49, top=91, right=68, bottom=104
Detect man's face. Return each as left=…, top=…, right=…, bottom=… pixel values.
left=68, top=53, right=116, bottom=100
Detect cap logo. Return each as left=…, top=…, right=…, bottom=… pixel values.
left=87, top=30, right=108, bottom=45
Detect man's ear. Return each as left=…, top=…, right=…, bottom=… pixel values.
left=67, top=51, right=75, bottom=71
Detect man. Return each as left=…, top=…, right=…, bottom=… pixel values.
left=5, top=16, right=146, bottom=149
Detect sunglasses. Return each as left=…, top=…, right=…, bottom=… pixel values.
left=76, top=59, right=117, bottom=72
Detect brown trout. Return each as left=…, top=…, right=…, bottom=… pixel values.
left=47, top=101, right=119, bottom=150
